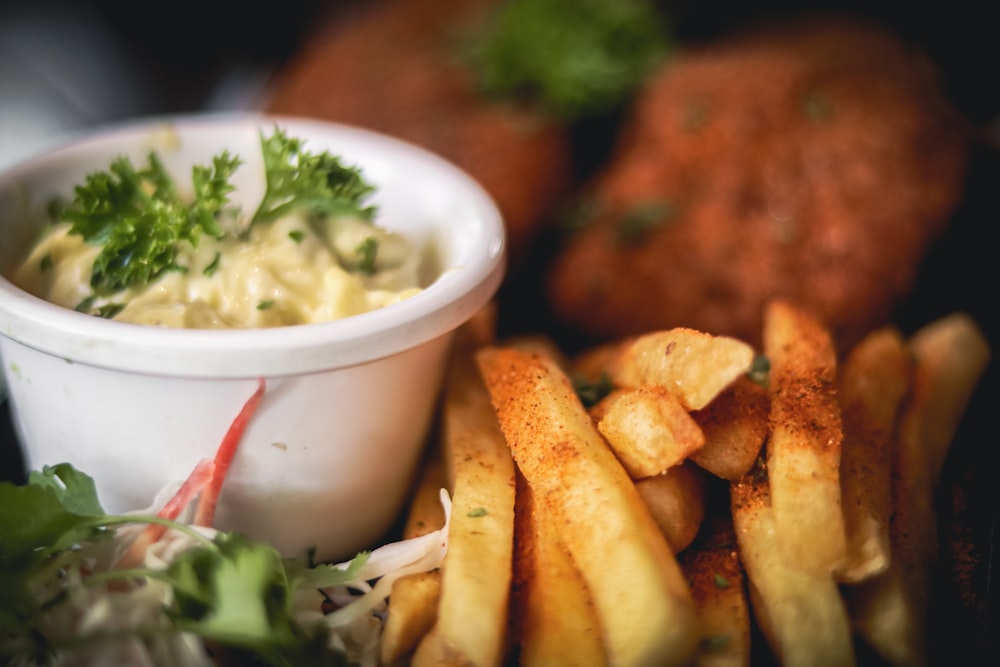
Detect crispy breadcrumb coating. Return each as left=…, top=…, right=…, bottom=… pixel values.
left=547, top=15, right=971, bottom=349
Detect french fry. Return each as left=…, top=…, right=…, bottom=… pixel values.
left=849, top=312, right=990, bottom=666
left=380, top=447, right=448, bottom=666
left=679, top=517, right=751, bottom=667
left=477, top=346, right=700, bottom=667
left=633, top=462, right=706, bottom=553
left=730, top=461, right=856, bottom=667
left=611, top=328, right=756, bottom=410
left=512, top=471, right=607, bottom=667
left=904, top=312, right=990, bottom=485
left=502, top=333, right=572, bottom=370
left=762, top=299, right=846, bottom=574
left=689, top=376, right=769, bottom=480
left=836, top=326, right=912, bottom=584
left=412, top=320, right=516, bottom=667
left=381, top=572, right=443, bottom=666
left=571, top=338, right=634, bottom=384
left=595, top=385, right=706, bottom=478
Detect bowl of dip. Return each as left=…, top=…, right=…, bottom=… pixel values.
left=0, top=112, right=506, bottom=561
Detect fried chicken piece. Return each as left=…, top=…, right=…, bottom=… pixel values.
left=546, top=14, right=971, bottom=350
left=262, top=0, right=574, bottom=264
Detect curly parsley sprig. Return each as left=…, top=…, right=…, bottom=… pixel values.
left=252, top=128, right=376, bottom=224
left=63, top=151, right=240, bottom=297
left=60, top=128, right=378, bottom=311
left=466, top=0, right=673, bottom=120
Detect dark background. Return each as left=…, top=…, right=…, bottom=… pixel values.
left=2, top=0, right=997, bottom=663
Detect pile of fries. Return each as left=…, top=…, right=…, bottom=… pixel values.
left=378, top=298, right=990, bottom=667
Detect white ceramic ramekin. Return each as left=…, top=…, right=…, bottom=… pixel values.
left=0, top=113, right=506, bottom=561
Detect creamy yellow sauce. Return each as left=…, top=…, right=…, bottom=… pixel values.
left=13, top=213, right=424, bottom=329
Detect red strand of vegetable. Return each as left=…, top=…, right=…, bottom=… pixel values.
left=193, top=377, right=267, bottom=526
left=118, top=460, right=216, bottom=565
left=117, top=377, right=267, bottom=568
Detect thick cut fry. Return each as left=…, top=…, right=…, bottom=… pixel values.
left=849, top=312, right=990, bottom=667
left=571, top=338, right=634, bottom=383
left=762, top=299, right=846, bottom=574
left=611, top=328, right=756, bottom=410
left=633, top=462, right=706, bottom=553
left=412, top=322, right=516, bottom=667
left=381, top=448, right=448, bottom=666
left=512, top=471, right=607, bottom=667
left=730, top=463, right=856, bottom=667
left=904, top=312, right=991, bottom=484
left=382, top=572, right=442, bottom=666
left=502, top=333, right=572, bottom=370
left=836, top=326, right=912, bottom=584
left=477, top=346, right=700, bottom=667
left=596, top=385, right=706, bottom=478
left=689, top=376, right=769, bottom=480
left=679, top=517, right=751, bottom=667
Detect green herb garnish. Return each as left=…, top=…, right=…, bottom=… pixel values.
left=203, top=251, right=222, bottom=277
left=354, top=236, right=379, bottom=275
left=747, top=354, right=770, bottom=387
left=61, top=127, right=378, bottom=315
left=701, top=634, right=730, bottom=651
left=573, top=371, right=615, bottom=408
left=804, top=90, right=834, bottom=122
left=252, top=128, right=376, bottom=224
left=63, top=151, right=240, bottom=297
left=615, top=200, right=675, bottom=245
left=466, top=0, right=673, bottom=120
left=0, top=464, right=361, bottom=665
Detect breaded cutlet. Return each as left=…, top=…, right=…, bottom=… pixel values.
left=546, top=14, right=971, bottom=350
left=262, top=0, right=574, bottom=265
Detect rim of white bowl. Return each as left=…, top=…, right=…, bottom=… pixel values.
left=0, top=112, right=507, bottom=377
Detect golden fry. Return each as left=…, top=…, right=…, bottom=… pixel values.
left=679, top=517, right=751, bottom=667
left=689, top=376, right=769, bottom=480
left=836, top=326, right=912, bottom=584
left=850, top=312, right=990, bottom=666
left=904, top=312, right=991, bottom=484
left=762, top=299, right=846, bottom=574
left=477, top=346, right=700, bottom=667
left=730, top=463, right=856, bottom=667
left=633, top=462, right=706, bottom=553
left=381, top=571, right=443, bottom=667
left=570, top=338, right=633, bottom=384
left=512, top=471, right=607, bottom=667
left=380, top=448, right=447, bottom=666
left=412, top=320, right=516, bottom=667
left=612, top=328, right=756, bottom=410
left=596, top=385, right=706, bottom=478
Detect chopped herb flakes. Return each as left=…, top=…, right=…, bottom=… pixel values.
left=615, top=200, right=675, bottom=245
left=573, top=372, right=615, bottom=408
left=748, top=354, right=770, bottom=387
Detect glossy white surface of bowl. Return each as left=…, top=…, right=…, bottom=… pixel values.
left=0, top=113, right=506, bottom=561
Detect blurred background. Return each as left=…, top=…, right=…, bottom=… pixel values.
left=3, top=0, right=1000, bottom=170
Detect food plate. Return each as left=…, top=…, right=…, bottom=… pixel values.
left=1, top=5, right=998, bottom=663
